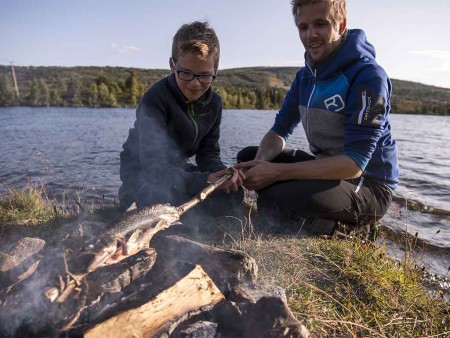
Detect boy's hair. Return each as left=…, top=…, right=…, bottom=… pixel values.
left=291, top=0, right=347, bottom=27
left=172, top=21, right=220, bottom=70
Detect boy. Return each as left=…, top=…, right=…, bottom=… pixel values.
left=119, top=21, right=242, bottom=212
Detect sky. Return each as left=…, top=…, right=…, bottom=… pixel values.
left=1, top=0, right=450, bottom=89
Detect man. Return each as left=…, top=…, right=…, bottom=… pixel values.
left=236, top=0, right=399, bottom=239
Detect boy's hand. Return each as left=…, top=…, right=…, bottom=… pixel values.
left=207, top=167, right=245, bottom=194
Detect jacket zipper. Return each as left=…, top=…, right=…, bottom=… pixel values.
left=305, top=66, right=317, bottom=137
left=188, top=102, right=199, bottom=146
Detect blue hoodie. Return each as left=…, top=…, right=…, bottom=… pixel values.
left=272, top=29, right=399, bottom=189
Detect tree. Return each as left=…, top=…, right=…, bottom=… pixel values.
left=98, top=83, right=117, bottom=107
left=38, top=79, right=50, bottom=106
left=50, top=88, right=63, bottom=106
left=124, top=70, right=141, bottom=107
left=236, top=89, right=242, bottom=109
left=66, top=77, right=82, bottom=106
left=215, top=87, right=229, bottom=108
left=255, top=87, right=266, bottom=110
left=87, top=82, right=99, bottom=107
left=95, top=75, right=112, bottom=88
left=0, top=74, right=17, bottom=106
left=27, top=78, right=41, bottom=106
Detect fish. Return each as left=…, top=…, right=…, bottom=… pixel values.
left=86, top=204, right=180, bottom=272
left=85, top=169, right=234, bottom=273
left=109, top=203, right=180, bottom=237
left=53, top=171, right=234, bottom=304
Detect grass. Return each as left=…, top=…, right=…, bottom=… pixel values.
left=0, top=184, right=55, bottom=225
left=0, top=184, right=118, bottom=242
left=1, top=185, right=449, bottom=337
left=230, top=234, right=449, bottom=337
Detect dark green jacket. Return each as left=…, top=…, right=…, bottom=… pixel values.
left=119, top=74, right=225, bottom=209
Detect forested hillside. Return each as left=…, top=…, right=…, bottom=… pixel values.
left=0, top=65, right=448, bottom=115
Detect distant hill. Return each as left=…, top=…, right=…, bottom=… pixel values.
left=0, top=65, right=448, bottom=115
left=218, top=67, right=298, bottom=89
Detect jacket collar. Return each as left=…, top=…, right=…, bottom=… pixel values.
left=305, top=29, right=375, bottom=79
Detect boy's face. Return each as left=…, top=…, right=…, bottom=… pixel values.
left=170, top=51, right=216, bottom=102
left=296, top=1, right=346, bottom=63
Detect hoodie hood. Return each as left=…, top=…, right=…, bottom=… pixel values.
left=306, top=29, right=376, bottom=79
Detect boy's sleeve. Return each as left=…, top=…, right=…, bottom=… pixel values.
left=342, top=67, right=391, bottom=170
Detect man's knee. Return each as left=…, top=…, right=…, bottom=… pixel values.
left=236, top=146, right=258, bottom=163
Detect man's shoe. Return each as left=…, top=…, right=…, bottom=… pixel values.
left=300, top=218, right=337, bottom=236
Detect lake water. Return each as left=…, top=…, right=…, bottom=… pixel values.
left=0, top=107, right=449, bottom=275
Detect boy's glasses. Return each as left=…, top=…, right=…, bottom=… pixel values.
left=172, top=59, right=216, bottom=84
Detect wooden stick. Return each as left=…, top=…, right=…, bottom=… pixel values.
left=177, top=170, right=233, bottom=215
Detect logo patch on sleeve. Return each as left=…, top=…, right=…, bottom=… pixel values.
left=353, top=86, right=386, bottom=127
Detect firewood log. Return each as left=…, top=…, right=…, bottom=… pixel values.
left=83, top=264, right=224, bottom=338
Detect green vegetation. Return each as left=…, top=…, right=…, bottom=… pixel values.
left=0, top=185, right=55, bottom=225
left=1, top=186, right=448, bottom=337
left=1, top=65, right=449, bottom=114
left=0, top=185, right=117, bottom=242
left=233, top=236, right=449, bottom=336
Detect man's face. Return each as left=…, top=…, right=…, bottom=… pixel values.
left=170, top=52, right=216, bottom=102
left=296, top=1, right=346, bottom=63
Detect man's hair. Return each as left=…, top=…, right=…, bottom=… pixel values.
left=172, top=21, right=220, bottom=70
left=291, top=0, right=347, bottom=27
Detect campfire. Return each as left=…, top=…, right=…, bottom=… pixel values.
left=0, top=175, right=309, bottom=337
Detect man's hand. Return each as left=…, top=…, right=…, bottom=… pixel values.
left=235, top=160, right=279, bottom=190
left=207, top=167, right=245, bottom=194
left=235, top=155, right=363, bottom=190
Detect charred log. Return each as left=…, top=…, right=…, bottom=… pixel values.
left=151, top=234, right=258, bottom=292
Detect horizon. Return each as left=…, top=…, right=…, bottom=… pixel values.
left=1, top=0, right=449, bottom=89
left=1, top=63, right=449, bottom=90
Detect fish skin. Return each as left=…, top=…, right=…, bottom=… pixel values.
left=109, top=203, right=181, bottom=237
left=86, top=204, right=180, bottom=272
